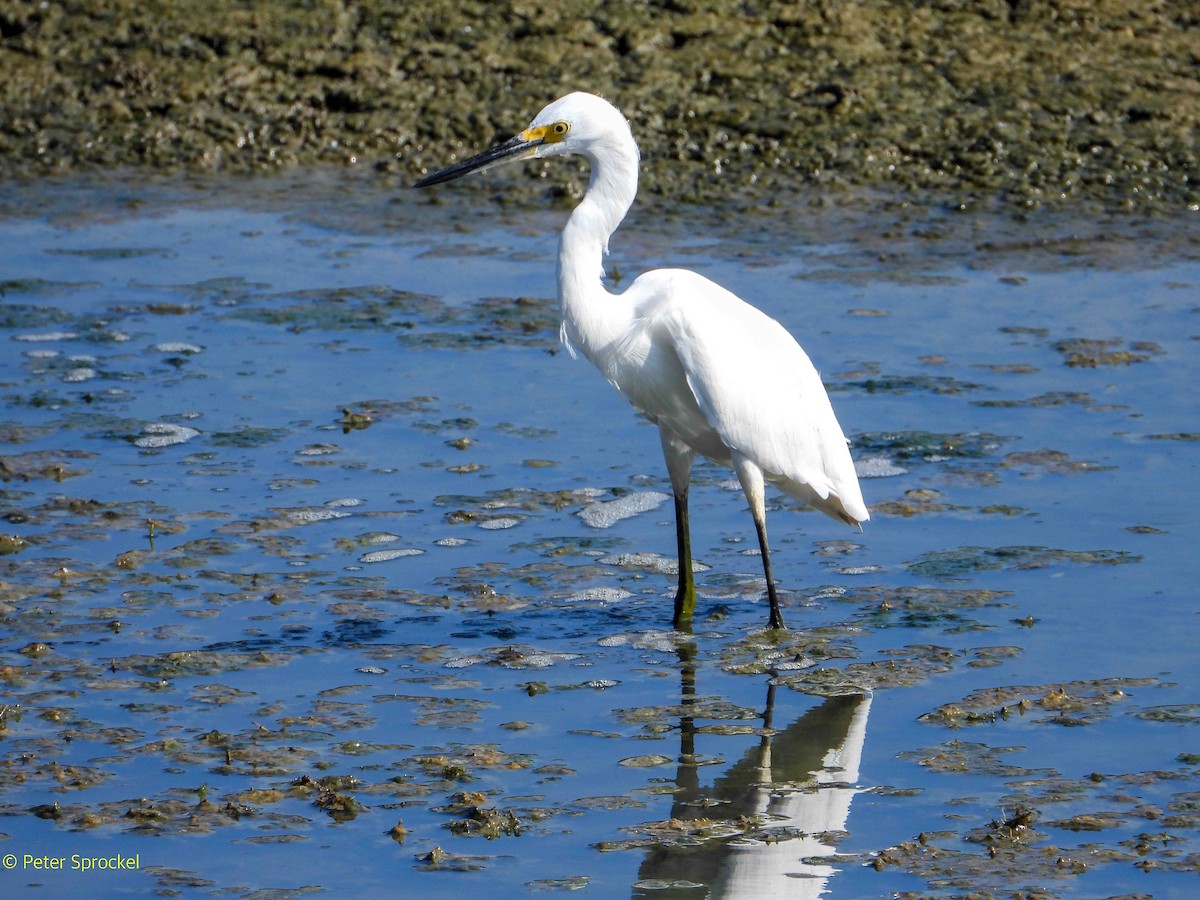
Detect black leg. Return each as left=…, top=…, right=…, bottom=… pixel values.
left=672, top=489, right=696, bottom=631
left=751, top=508, right=786, bottom=631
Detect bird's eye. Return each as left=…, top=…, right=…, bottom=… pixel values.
left=539, top=121, right=570, bottom=145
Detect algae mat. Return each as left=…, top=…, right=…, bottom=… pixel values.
left=1, top=1, right=1197, bottom=212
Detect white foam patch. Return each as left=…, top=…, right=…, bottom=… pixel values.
left=134, top=423, right=201, bottom=448
left=772, top=657, right=815, bottom=671
left=578, top=491, right=670, bottom=529
left=359, top=532, right=401, bottom=545
left=839, top=564, right=885, bottom=575
left=360, top=548, right=425, bottom=563
left=598, top=631, right=681, bottom=652
left=153, top=342, right=203, bottom=354
left=498, top=652, right=579, bottom=669
left=14, top=332, right=77, bottom=342
left=565, top=587, right=634, bottom=603
left=856, top=456, right=908, bottom=478
left=285, top=508, right=352, bottom=524
left=598, top=552, right=708, bottom=575
left=478, top=516, right=522, bottom=530
left=444, top=655, right=487, bottom=669
left=583, top=679, right=620, bottom=689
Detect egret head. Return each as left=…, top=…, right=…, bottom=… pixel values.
left=413, top=92, right=633, bottom=188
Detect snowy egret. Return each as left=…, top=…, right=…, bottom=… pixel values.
left=415, top=92, right=868, bottom=631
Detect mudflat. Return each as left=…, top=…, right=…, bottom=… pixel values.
left=2, top=1, right=1195, bottom=211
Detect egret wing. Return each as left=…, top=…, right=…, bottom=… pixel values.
left=652, top=271, right=867, bottom=521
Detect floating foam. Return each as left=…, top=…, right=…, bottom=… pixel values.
left=359, top=548, right=424, bottom=563
left=565, top=587, right=634, bottom=603
left=598, top=552, right=708, bottom=574
left=359, top=532, right=401, bottom=545
left=598, top=551, right=673, bottom=573
left=285, top=508, right=352, bottom=523
left=856, top=456, right=908, bottom=478
left=597, top=630, right=681, bottom=652
left=498, top=651, right=579, bottom=669
left=478, top=516, right=522, bottom=530
left=14, top=331, right=77, bottom=342
left=578, top=491, right=670, bottom=529
left=772, top=657, right=816, bottom=671
left=134, top=422, right=201, bottom=448
left=583, top=679, right=619, bottom=689
left=153, top=342, right=203, bottom=353
left=444, top=655, right=487, bottom=669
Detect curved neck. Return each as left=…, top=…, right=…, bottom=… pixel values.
left=556, top=136, right=639, bottom=358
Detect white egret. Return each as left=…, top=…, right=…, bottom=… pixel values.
left=415, top=92, right=868, bottom=630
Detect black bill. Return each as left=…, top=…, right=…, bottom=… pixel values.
left=413, top=133, right=541, bottom=188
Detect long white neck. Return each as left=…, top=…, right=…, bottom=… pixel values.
left=556, top=132, right=639, bottom=362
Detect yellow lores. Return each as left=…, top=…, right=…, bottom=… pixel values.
left=523, top=121, right=571, bottom=144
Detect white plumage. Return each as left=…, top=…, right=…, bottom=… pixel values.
left=416, top=91, right=867, bottom=630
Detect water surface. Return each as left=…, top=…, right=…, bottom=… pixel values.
left=1, top=175, right=1197, bottom=897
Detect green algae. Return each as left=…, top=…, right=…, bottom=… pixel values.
left=906, top=545, right=1142, bottom=579
left=2, top=1, right=1197, bottom=212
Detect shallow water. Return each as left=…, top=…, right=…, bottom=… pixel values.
left=1, top=175, right=1198, bottom=898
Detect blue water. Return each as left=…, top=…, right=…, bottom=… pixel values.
left=0, top=175, right=1197, bottom=897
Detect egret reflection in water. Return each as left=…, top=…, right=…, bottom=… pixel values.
left=633, top=650, right=871, bottom=897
